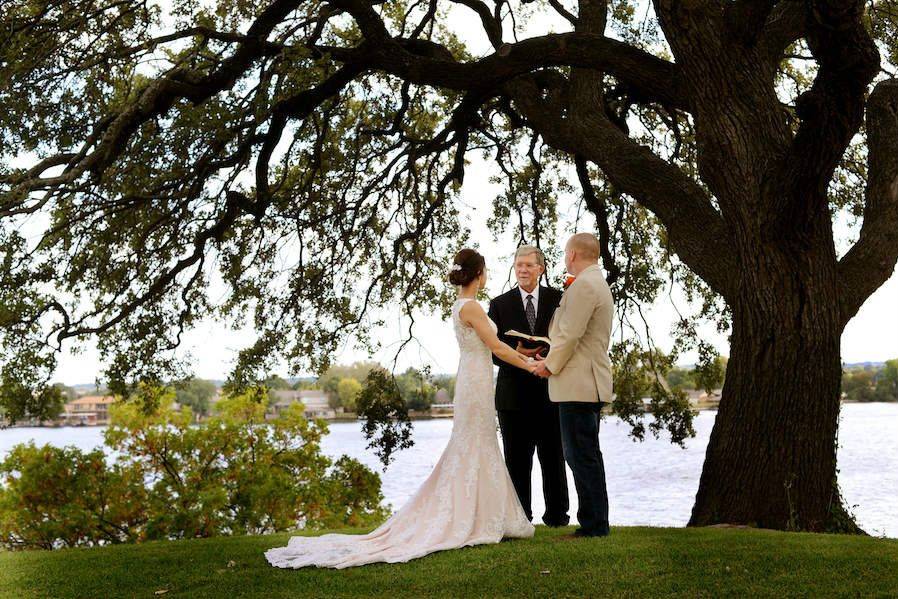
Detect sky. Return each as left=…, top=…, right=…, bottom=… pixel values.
left=9, top=2, right=897, bottom=385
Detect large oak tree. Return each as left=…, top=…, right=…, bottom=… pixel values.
left=2, top=0, right=897, bottom=532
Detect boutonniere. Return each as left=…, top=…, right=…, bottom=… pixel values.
left=563, top=274, right=576, bottom=290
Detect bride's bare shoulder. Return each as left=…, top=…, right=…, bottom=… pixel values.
left=458, top=299, right=485, bottom=323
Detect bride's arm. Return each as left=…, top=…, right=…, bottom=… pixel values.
left=460, top=301, right=536, bottom=372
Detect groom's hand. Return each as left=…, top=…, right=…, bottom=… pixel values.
left=532, top=361, right=552, bottom=378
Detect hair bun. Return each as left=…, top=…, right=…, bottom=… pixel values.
left=448, top=249, right=485, bottom=286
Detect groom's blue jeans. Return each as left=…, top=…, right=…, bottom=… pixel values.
left=558, top=401, right=610, bottom=536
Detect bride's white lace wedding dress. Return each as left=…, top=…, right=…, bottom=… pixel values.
left=265, top=298, right=534, bottom=569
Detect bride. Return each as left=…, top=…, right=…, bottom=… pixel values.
left=265, top=248, right=539, bottom=569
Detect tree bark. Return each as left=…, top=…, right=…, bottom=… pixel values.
left=689, top=241, right=860, bottom=532
left=655, top=0, right=876, bottom=533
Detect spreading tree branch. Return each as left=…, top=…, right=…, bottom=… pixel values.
left=318, top=31, right=689, bottom=109
left=2, top=0, right=306, bottom=200
left=575, top=156, right=621, bottom=284
left=768, top=0, right=879, bottom=240
left=837, top=78, right=898, bottom=324
left=507, top=73, right=735, bottom=299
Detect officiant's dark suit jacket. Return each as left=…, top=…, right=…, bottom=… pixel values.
left=488, top=284, right=569, bottom=526
left=489, top=285, right=562, bottom=410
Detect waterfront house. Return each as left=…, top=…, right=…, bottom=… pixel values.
left=430, top=403, right=454, bottom=417
left=269, top=389, right=336, bottom=419
left=62, top=395, right=117, bottom=426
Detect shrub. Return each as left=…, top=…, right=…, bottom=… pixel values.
left=0, top=444, right=146, bottom=549
left=0, top=385, right=388, bottom=550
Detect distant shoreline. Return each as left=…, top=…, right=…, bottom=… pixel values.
left=8, top=400, right=897, bottom=429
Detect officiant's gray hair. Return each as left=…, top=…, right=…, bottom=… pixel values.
left=514, top=245, right=545, bottom=268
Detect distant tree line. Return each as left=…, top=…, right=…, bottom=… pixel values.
left=664, top=356, right=728, bottom=392
left=842, top=360, right=898, bottom=402
left=665, top=356, right=898, bottom=403
left=180, top=362, right=457, bottom=415
left=1, top=362, right=456, bottom=427
left=302, top=362, right=455, bottom=413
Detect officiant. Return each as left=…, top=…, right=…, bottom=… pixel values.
left=488, top=245, right=569, bottom=527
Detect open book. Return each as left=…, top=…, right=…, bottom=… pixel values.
left=505, top=330, right=551, bottom=346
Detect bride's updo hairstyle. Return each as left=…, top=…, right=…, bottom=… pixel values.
left=448, top=248, right=486, bottom=286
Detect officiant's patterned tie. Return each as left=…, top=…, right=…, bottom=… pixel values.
left=525, top=294, right=536, bottom=333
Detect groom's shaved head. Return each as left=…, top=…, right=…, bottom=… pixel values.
left=567, top=233, right=600, bottom=261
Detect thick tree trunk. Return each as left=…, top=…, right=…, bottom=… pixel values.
left=688, top=248, right=861, bottom=532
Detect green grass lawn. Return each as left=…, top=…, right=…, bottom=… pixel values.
left=2, top=526, right=896, bottom=598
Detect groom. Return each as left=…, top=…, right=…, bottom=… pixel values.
left=488, top=245, right=570, bottom=528
left=533, top=233, right=613, bottom=537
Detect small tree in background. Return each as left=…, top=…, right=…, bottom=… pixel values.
left=842, top=369, right=877, bottom=402
left=262, top=374, right=292, bottom=390
left=841, top=360, right=898, bottom=402
left=336, top=377, right=363, bottom=412
left=431, top=374, right=456, bottom=402
left=0, top=382, right=65, bottom=425
left=874, top=359, right=898, bottom=402
left=173, top=378, right=217, bottom=417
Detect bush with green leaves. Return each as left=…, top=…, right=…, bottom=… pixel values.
left=0, top=443, right=146, bottom=549
left=0, top=385, right=387, bottom=550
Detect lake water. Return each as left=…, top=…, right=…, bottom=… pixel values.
left=2, top=403, right=895, bottom=537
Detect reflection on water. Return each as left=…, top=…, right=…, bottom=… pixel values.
left=2, top=403, right=895, bottom=537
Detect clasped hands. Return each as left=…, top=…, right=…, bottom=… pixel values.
left=517, top=341, right=552, bottom=378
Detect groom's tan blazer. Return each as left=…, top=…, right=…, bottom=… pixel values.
left=544, top=264, right=614, bottom=404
